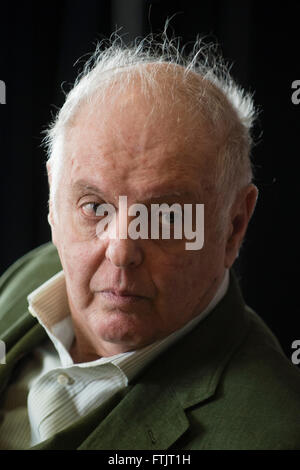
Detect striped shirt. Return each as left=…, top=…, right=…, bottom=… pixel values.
left=0, top=269, right=229, bottom=449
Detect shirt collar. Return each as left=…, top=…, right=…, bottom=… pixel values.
left=27, top=269, right=229, bottom=378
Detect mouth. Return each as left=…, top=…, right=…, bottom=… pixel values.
left=99, top=290, right=149, bottom=307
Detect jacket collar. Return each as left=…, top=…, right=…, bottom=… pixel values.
left=0, top=323, right=47, bottom=396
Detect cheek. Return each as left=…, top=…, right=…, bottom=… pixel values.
left=153, top=254, right=201, bottom=300
left=58, top=239, right=106, bottom=307
left=152, top=246, right=221, bottom=311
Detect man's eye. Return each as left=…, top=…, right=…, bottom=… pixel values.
left=160, top=212, right=181, bottom=225
left=81, top=203, right=100, bottom=217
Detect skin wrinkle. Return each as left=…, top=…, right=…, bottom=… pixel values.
left=48, top=70, right=258, bottom=362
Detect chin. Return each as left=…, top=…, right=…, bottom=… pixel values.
left=90, top=309, right=154, bottom=352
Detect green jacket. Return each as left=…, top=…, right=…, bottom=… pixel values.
left=0, top=243, right=300, bottom=450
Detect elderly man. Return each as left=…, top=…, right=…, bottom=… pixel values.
left=0, top=37, right=299, bottom=450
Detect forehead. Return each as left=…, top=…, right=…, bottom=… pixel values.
left=63, top=82, right=217, bottom=201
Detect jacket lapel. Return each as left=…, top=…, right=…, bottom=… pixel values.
left=0, top=321, right=47, bottom=395
left=78, top=379, right=190, bottom=450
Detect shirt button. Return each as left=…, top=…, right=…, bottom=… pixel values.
left=57, top=373, right=72, bottom=386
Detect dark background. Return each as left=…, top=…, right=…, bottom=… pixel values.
left=0, top=0, right=299, bottom=362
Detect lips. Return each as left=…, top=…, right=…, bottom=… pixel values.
left=99, top=289, right=148, bottom=306
left=102, top=289, right=144, bottom=297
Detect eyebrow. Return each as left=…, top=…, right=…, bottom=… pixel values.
left=72, top=179, right=201, bottom=203
left=72, top=181, right=107, bottom=198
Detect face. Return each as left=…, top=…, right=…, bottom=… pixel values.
left=49, top=83, right=229, bottom=359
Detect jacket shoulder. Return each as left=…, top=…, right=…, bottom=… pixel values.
left=0, top=243, right=61, bottom=343
left=182, top=306, right=300, bottom=450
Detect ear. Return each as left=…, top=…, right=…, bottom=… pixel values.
left=224, top=183, right=258, bottom=269
left=46, top=161, right=57, bottom=245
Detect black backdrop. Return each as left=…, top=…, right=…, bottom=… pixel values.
left=0, top=0, right=299, bottom=363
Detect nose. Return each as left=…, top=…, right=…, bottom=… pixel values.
left=105, top=237, right=143, bottom=268
left=104, top=203, right=144, bottom=268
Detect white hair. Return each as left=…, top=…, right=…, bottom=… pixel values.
left=44, top=32, right=257, bottom=222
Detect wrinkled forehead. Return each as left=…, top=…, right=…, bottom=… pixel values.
left=68, top=70, right=216, bottom=153
left=61, top=68, right=219, bottom=201
left=68, top=62, right=217, bottom=140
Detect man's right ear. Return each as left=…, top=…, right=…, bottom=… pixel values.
left=46, top=161, right=55, bottom=229
left=48, top=203, right=54, bottom=228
